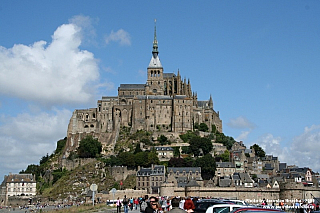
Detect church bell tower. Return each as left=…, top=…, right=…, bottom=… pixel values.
left=147, top=19, right=164, bottom=95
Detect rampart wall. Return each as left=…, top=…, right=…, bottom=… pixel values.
left=160, top=183, right=320, bottom=205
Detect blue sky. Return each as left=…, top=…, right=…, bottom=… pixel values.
left=1, top=1, right=320, bottom=182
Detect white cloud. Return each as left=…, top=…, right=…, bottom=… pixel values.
left=250, top=125, right=320, bottom=172
left=69, top=15, right=97, bottom=46
left=227, top=116, right=256, bottom=129
left=251, top=133, right=283, bottom=158
left=289, top=125, right=320, bottom=171
left=0, top=17, right=100, bottom=107
left=0, top=108, right=71, bottom=176
left=105, top=29, right=131, bottom=46
left=236, top=131, right=251, bottom=141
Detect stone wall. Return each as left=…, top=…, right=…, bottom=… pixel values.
left=61, top=158, right=96, bottom=171
left=160, top=185, right=279, bottom=204
left=108, top=166, right=136, bottom=182
left=160, top=183, right=320, bottom=205
left=89, top=189, right=148, bottom=203
left=280, top=182, right=320, bottom=205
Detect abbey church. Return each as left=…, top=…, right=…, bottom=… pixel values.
left=65, top=24, right=222, bottom=155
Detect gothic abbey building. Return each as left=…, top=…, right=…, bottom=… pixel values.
left=64, top=25, right=222, bottom=156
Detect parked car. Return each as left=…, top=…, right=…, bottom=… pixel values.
left=194, top=199, right=231, bottom=213
left=230, top=207, right=282, bottom=213
left=228, top=200, right=249, bottom=206
left=205, top=204, right=247, bottom=213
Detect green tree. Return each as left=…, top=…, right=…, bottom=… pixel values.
left=118, top=152, right=135, bottom=167
left=181, top=146, right=191, bottom=154
left=105, top=155, right=122, bottom=166
left=168, top=157, right=189, bottom=167
left=158, top=135, right=168, bottom=145
left=20, top=164, right=41, bottom=181
left=77, top=135, right=102, bottom=158
left=147, top=150, right=160, bottom=166
left=189, top=136, right=201, bottom=156
left=199, top=123, right=209, bottom=132
left=173, top=147, right=180, bottom=157
left=218, top=150, right=230, bottom=162
left=211, top=124, right=217, bottom=133
left=134, top=152, right=149, bottom=167
left=179, top=131, right=197, bottom=143
left=134, top=143, right=143, bottom=154
left=215, top=132, right=236, bottom=150
left=189, top=136, right=213, bottom=156
left=140, top=138, right=152, bottom=146
left=40, top=153, right=49, bottom=165
left=200, top=137, right=213, bottom=155
left=55, top=138, right=67, bottom=154
left=193, top=154, right=216, bottom=180
left=250, top=144, right=266, bottom=158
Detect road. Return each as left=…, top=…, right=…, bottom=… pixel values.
left=0, top=206, right=142, bottom=213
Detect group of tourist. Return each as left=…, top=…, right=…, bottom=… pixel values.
left=116, top=195, right=197, bottom=213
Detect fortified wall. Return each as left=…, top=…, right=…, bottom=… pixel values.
left=160, top=183, right=320, bottom=205
left=160, top=184, right=279, bottom=204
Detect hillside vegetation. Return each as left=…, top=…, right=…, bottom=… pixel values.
left=19, top=123, right=260, bottom=200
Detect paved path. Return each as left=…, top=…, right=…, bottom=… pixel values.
left=0, top=206, right=143, bottom=213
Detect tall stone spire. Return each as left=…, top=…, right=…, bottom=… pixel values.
left=209, top=94, right=213, bottom=109
left=152, top=19, right=158, bottom=58
left=148, top=19, right=162, bottom=68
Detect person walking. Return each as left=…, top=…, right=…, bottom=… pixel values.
left=130, top=197, right=134, bottom=211
left=123, top=195, right=129, bottom=213
left=183, top=197, right=195, bottom=212
left=170, top=198, right=186, bottom=213
left=134, top=197, right=139, bottom=210
left=116, top=197, right=122, bottom=213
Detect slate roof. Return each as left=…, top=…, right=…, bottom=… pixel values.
left=174, top=95, right=188, bottom=99
left=232, top=173, right=241, bottom=180
left=118, top=84, right=146, bottom=90
left=101, top=96, right=118, bottom=100
left=136, top=95, right=173, bottom=100
left=216, top=162, right=234, bottom=168
left=155, top=147, right=174, bottom=151
left=264, top=163, right=274, bottom=170
left=137, top=165, right=165, bottom=176
left=239, top=173, right=253, bottom=183
left=167, top=167, right=201, bottom=173
left=3, top=173, right=35, bottom=183
left=197, top=101, right=209, bottom=108
left=163, top=73, right=176, bottom=78
left=185, top=179, right=200, bottom=187
left=219, top=178, right=232, bottom=187
left=257, top=174, right=270, bottom=180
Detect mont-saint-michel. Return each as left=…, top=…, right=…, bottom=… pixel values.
left=1, top=23, right=320, bottom=209
left=63, top=23, right=222, bottom=159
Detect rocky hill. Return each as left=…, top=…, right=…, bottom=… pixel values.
left=40, top=160, right=136, bottom=201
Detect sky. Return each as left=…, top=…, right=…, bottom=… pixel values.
left=1, top=0, right=320, bottom=183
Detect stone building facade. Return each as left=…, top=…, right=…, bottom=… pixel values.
left=136, top=165, right=166, bottom=194
left=0, top=173, right=36, bottom=205
left=63, top=24, right=222, bottom=157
